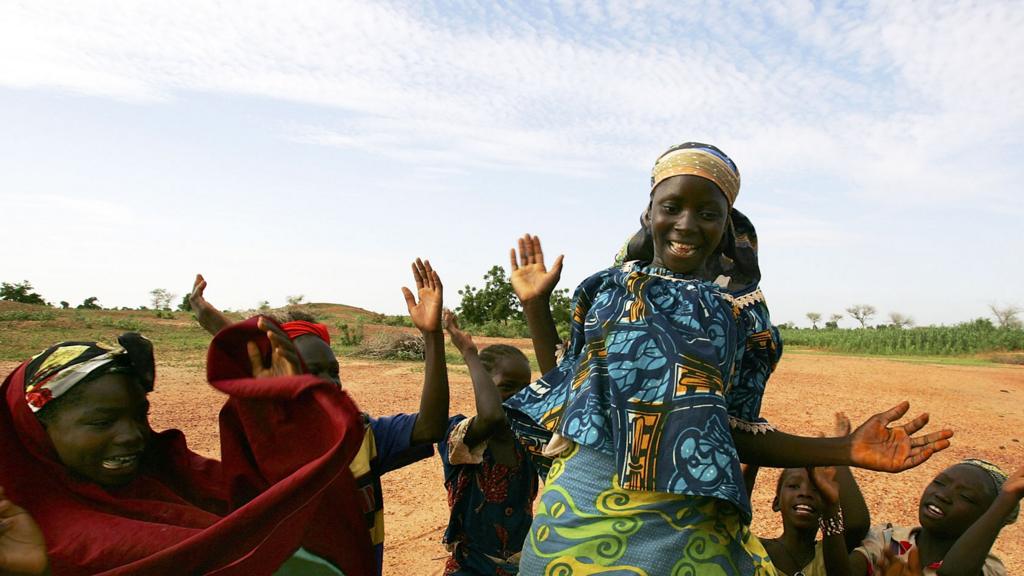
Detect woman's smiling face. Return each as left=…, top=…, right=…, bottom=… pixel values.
left=43, top=372, right=151, bottom=487
left=649, top=174, right=729, bottom=275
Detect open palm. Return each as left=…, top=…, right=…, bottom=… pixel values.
left=849, top=402, right=953, bottom=472
left=0, top=487, right=48, bottom=575
left=402, top=259, right=443, bottom=333
left=509, top=234, right=563, bottom=302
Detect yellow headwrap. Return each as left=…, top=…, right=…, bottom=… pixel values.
left=651, top=146, right=740, bottom=206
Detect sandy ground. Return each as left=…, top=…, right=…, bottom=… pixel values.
left=2, top=352, right=1022, bottom=573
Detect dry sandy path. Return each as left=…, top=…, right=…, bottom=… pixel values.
left=2, top=352, right=1021, bottom=573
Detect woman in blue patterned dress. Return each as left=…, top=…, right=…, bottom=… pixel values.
left=504, top=142, right=955, bottom=575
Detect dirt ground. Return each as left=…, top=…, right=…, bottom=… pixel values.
left=2, top=351, right=1021, bottom=573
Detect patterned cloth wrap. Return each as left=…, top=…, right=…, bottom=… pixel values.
left=505, top=261, right=781, bottom=522
left=520, top=443, right=775, bottom=575
left=23, top=334, right=155, bottom=413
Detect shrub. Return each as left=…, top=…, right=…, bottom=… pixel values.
left=356, top=332, right=424, bottom=361
left=337, top=322, right=365, bottom=346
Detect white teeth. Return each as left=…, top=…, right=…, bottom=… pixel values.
left=794, top=504, right=815, bottom=513
left=670, top=242, right=698, bottom=255
left=926, top=504, right=944, bottom=517
left=102, top=455, right=138, bottom=470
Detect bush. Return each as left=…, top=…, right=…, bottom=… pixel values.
left=337, top=322, right=365, bottom=346
left=356, top=332, right=424, bottom=361
left=0, top=310, right=57, bottom=322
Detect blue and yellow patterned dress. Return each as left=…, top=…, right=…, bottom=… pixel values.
left=505, top=261, right=782, bottom=575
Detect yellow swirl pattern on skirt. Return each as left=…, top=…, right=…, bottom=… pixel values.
left=521, top=444, right=776, bottom=576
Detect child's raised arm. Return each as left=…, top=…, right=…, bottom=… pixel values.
left=937, top=465, right=1022, bottom=576
left=189, top=274, right=232, bottom=336
left=444, top=310, right=509, bottom=448
left=509, top=234, right=563, bottom=374
left=402, top=259, right=450, bottom=445
left=808, top=466, right=853, bottom=576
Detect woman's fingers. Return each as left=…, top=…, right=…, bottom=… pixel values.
left=518, top=236, right=529, bottom=267
left=909, top=429, right=954, bottom=448
left=509, top=248, right=519, bottom=271
left=412, top=259, right=425, bottom=289
left=901, top=412, right=931, bottom=436
left=247, top=341, right=265, bottom=374
left=873, top=401, right=911, bottom=426
left=401, top=287, right=417, bottom=311
left=530, top=234, right=544, bottom=265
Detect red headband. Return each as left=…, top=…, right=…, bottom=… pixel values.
left=281, top=320, right=331, bottom=345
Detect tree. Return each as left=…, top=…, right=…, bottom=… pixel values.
left=286, top=295, right=305, bottom=306
left=888, top=312, right=914, bottom=329
left=845, top=304, right=876, bottom=328
left=457, top=265, right=520, bottom=325
left=825, top=313, right=843, bottom=329
left=149, top=288, right=174, bottom=311
left=77, top=297, right=101, bottom=310
left=1, top=281, right=47, bottom=305
left=59, top=301, right=69, bottom=309
left=178, top=294, right=192, bottom=312
left=989, top=304, right=1022, bottom=329
left=805, top=312, right=821, bottom=329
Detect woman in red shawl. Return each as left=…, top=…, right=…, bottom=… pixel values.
left=0, top=318, right=375, bottom=575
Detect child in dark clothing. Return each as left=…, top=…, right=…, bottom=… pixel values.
left=437, top=311, right=539, bottom=575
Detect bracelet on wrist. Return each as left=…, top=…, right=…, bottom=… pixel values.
left=819, top=508, right=845, bottom=537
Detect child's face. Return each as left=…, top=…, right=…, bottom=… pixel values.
left=649, top=175, right=729, bottom=275
left=294, top=335, right=341, bottom=388
left=919, top=464, right=998, bottom=537
left=491, top=356, right=532, bottom=401
left=44, top=373, right=151, bottom=487
left=774, top=469, right=825, bottom=531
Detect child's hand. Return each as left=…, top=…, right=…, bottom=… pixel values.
left=509, top=234, right=563, bottom=303
left=247, top=317, right=302, bottom=378
left=0, top=486, right=48, bottom=576
left=402, top=259, right=443, bottom=334
left=848, top=401, right=953, bottom=472
left=834, top=412, right=852, bottom=436
left=809, top=466, right=840, bottom=506
left=444, top=309, right=477, bottom=356
left=1001, top=465, right=1024, bottom=500
left=877, top=547, right=923, bottom=576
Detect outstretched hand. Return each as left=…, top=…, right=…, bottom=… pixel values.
left=189, top=274, right=231, bottom=335
left=849, top=402, right=953, bottom=472
left=247, top=317, right=302, bottom=378
left=0, top=486, right=48, bottom=576
left=444, top=309, right=476, bottom=355
left=402, top=259, right=443, bottom=334
left=509, top=234, right=563, bottom=303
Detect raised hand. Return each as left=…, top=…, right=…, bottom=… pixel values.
left=190, top=274, right=231, bottom=335
left=444, top=309, right=476, bottom=356
left=509, top=234, right=563, bottom=303
left=402, top=258, right=443, bottom=334
left=848, top=402, right=953, bottom=472
left=0, top=486, right=48, bottom=576
left=878, top=547, right=923, bottom=576
left=809, top=466, right=840, bottom=506
left=247, top=317, right=302, bottom=378
left=1002, top=465, right=1024, bottom=499
left=834, top=412, right=852, bottom=437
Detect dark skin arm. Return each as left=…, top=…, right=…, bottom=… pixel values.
left=402, top=259, right=450, bottom=445
left=509, top=234, right=564, bottom=375
left=733, top=402, right=952, bottom=472
left=741, top=463, right=759, bottom=501
left=810, top=467, right=853, bottom=576
left=445, top=311, right=518, bottom=464
left=935, top=465, right=1023, bottom=576
left=190, top=274, right=232, bottom=336
left=0, top=487, right=49, bottom=576
left=832, top=413, right=871, bottom=551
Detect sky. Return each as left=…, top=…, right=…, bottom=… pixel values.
left=1, top=0, right=1022, bottom=328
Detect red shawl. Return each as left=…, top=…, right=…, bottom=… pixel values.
left=0, top=317, right=374, bottom=575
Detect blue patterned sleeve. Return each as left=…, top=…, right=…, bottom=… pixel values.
left=726, top=289, right=783, bottom=433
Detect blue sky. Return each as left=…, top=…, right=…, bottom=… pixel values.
left=1, top=0, right=1021, bottom=327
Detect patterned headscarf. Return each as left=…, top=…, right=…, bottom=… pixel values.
left=651, top=142, right=741, bottom=206
left=24, top=333, right=155, bottom=413
left=959, top=459, right=1019, bottom=524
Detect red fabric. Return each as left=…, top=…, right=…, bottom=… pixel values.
left=281, top=320, right=331, bottom=345
left=0, top=316, right=373, bottom=576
